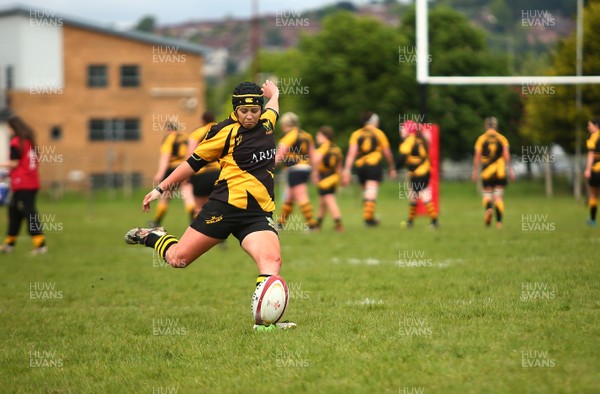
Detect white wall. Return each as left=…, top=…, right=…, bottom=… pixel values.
left=0, top=123, right=8, bottom=163
left=0, top=14, right=63, bottom=92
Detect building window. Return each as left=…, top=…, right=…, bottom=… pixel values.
left=89, top=118, right=140, bottom=141
left=120, top=65, right=140, bottom=87
left=50, top=126, right=62, bottom=140
left=88, top=65, right=108, bottom=87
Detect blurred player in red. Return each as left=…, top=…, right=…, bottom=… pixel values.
left=584, top=118, right=600, bottom=227
left=312, top=126, right=344, bottom=232
left=472, top=117, right=515, bottom=228
left=397, top=121, right=438, bottom=228
left=0, top=116, right=47, bottom=254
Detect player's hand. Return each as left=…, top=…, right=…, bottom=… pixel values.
left=509, top=167, right=516, bottom=181
left=584, top=169, right=591, bottom=180
left=142, top=189, right=161, bottom=212
left=342, top=170, right=351, bottom=186
left=311, top=172, right=319, bottom=185
left=261, top=80, right=279, bottom=99
left=471, top=170, right=478, bottom=182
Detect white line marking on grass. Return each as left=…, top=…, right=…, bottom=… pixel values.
left=347, top=298, right=385, bottom=306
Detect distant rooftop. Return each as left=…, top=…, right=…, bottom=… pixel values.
left=0, top=5, right=210, bottom=56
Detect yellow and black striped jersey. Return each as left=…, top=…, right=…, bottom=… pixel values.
left=187, top=109, right=278, bottom=213
left=399, top=134, right=430, bottom=177
left=160, top=131, right=189, bottom=169
left=349, top=126, right=390, bottom=167
left=278, top=127, right=313, bottom=167
left=189, top=122, right=220, bottom=174
left=474, top=129, right=509, bottom=169
left=316, top=141, right=343, bottom=178
left=586, top=131, right=600, bottom=172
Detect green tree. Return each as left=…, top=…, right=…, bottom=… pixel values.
left=135, top=15, right=156, bottom=33
left=402, top=6, right=522, bottom=160
left=291, top=12, right=413, bottom=149
left=522, top=1, right=600, bottom=151
left=256, top=6, right=521, bottom=160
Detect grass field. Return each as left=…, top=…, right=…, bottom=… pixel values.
left=0, top=180, right=599, bottom=393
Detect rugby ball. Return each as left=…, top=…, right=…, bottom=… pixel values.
left=251, top=275, right=289, bottom=325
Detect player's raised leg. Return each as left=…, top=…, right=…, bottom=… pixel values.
left=125, top=225, right=222, bottom=268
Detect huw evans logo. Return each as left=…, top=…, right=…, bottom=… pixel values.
left=521, top=350, right=555, bottom=368
left=520, top=282, right=556, bottom=301
left=29, top=282, right=63, bottom=300
left=521, top=10, right=556, bottom=29
left=275, top=10, right=310, bottom=28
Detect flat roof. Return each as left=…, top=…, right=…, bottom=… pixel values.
left=0, top=5, right=210, bottom=56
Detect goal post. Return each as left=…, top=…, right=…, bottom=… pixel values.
left=415, top=0, right=599, bottom=86
left=415, top=0, right=597, bottom=200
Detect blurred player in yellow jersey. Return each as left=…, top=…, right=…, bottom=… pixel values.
left=149, top=122, right=195, bottom=226
left=472, top=117, right=515, bottom=228
left=584, top=118, right=600, bottom=227
left=187, top=112, right=219, bottom=218
left=312, top=126, right=344, bottom=232
left=343, top=112, right=396, bottom=226
left=397, top=122, right=438, bottom=228
left=275, top=112, right=317, bottom=230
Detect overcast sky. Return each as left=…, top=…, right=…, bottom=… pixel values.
left=0, top=0, right=375, bottom=26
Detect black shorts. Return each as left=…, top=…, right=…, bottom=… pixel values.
left=318, top=186, right=337, bottom=196
left=410, top=174, right=430, bottom=192
left=482, top=176, right=507, bottom=188
left=287, top=168, right=311, bottom=187
left=190, top=199, right=277, bottom=242
left=190, top=171, right=219, bottom=197
left=356, top=164, right=383, bottom=185
left=589, top=171, right=600, bottom=187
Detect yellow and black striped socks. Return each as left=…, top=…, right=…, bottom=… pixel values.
left=590, top=197, right=598, bottom=221
left=4, top=235, right=16, bottom=246
left=300, top=202, right=317, bottom=228
left=256, top=274, right=271, bottom=287
left=483, top=197, right=493, bottom=211
left=426, top=201, right=437, bottom=221
left=278, top=202, right=293, bottom=225
left=32, top=234, right=46, bottom=248
left=146, top=233, right=179, bottom=260
left=334, top=218, right=343, bottom=231
left=408, top=202, right=417, bottom=222
left=154, top=201, right=169, bottom=226
left=495, top=200, right=504, bottom=223
left=363, top=200, right=376, bottom=221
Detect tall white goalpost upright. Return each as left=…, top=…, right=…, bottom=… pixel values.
left=415, top=0, right=598, bottom=198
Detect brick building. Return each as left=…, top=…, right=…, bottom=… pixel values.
left=0, top=6, right=209, bottom=190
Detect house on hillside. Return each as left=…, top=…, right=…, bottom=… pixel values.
left=0, top=6, right=210, bottom=191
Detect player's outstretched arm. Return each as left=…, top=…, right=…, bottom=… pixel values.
left=471, top=150, right=481, bottom=182
left=584, top=150, right=594, bottom=179
left=503, top=146, right=516, bottom=181
left=262, top=80, right=279, bottom=113
left=342, top=144, right=358, bottom=186
left=143, top=162, right=195, bottom=212
left=383, top=146, right=397, bottom=179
